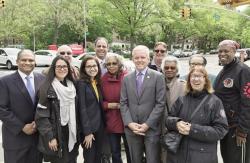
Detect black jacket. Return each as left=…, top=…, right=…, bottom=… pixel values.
left=214, top=58, right=250, bottom=136
left=35, top=84, right=79, bottom=158
left=166, top=91, right=228, bottom=163
left=76, top=80, right=105, bottom=140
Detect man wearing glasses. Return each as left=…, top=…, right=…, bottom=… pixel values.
left=148, top=42, right=168, bottom=72
left=180, top=54, right=216, bottom=85
left=43, top=45, right=79, bottom=80
left=57, top=45, right=79, bottom=80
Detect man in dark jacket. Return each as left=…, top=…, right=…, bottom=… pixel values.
left=0, top=49, right=44, bottom=163
left=148, top=42, right=167, bottom=72
left=214, top=40, right=250, bottom=163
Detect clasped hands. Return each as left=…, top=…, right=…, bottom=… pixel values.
left=128, top=122, right=149, bottom=136
left=22, top=121, right=36, bottom=135
left=177, top=121, right=191, bottom=135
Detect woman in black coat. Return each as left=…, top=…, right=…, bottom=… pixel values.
left=165, top=67, right=228, bottom=163
left=35, top=56, right=79, bottom=163
left=76, top=55, right=106, bottom=163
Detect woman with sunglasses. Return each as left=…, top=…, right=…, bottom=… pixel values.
left=76, top=55, right=105, bottom=163
left=160, top=56, right=186, bottom=163
left=101, top=53, right=131, bottom=163
left=35, top=56, right=79, bottom=163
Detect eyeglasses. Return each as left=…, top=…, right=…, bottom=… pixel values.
left=59, top=51, right=72, bottom=55
left=55, top=65, right=68, bottom=70
left=96, top=45, right=107, bottom=48
left=190, top=75, right=204, bottom=80
left=154, top=49, right=166, bottom=53
left=164, top=66, right=176, bottom=70
left=190, top=63, right=204, bottom=66
left=106, top=62, right=118, bottom=67
left=85, top=65, right=98, bottom=69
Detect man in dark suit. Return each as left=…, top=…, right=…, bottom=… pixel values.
left=120, top=45, right=166, bottom=163
left=0, top=49, right=44, bottom=163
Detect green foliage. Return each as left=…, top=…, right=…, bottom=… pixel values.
left=1, top=0, right=250, bottom=50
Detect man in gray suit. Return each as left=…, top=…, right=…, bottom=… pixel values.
left=120, top=45, right=166, bottom=163
left=0, top=49, right=44, bottom=163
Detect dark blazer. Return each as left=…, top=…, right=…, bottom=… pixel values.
left=76, top=80, right=105, bottom=139
left=0, top=71, right=45, bottom=150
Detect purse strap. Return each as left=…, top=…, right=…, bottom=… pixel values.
left=189, top=95, right=209, bottom=121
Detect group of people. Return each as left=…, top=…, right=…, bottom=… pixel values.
left=0, top=38, right=249, bottom=163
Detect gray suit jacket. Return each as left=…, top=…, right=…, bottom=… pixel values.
left=0, top=71, right=45, bottom=150
left=120, top=68, right=166, bottom=136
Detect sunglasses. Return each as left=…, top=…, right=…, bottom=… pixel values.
left=106, top=62, right=118, bottom=67
left=164, top=66, right=176, bottom=70
left=154, top=49, right=166, bottom=53
left=59, top=51, right=72, bottom=55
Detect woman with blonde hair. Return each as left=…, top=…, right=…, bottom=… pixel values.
left=165, top=66, right=228, bottom=163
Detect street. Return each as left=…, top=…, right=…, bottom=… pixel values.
left=0, top=54, right=249, bottom=162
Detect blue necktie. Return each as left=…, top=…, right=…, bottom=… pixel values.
left=25, top=76, right=35, bottom=104
left=136, top=72, right=143, bottom=96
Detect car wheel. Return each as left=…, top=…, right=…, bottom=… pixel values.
left=6, top=61, right=13, bottom=70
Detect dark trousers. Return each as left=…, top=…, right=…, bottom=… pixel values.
left=82, top=125, right=104, bottom=163
left=108, top=133, right=131, bottom=163
left=4, top=145, right=43, bottom=163
left=221, top=128, right=250, bottom=163
left=47, top=125, right=78, bottom=163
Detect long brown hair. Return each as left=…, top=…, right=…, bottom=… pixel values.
left=79, top=55, right=101, bottom=85
left=185, top=67, right=214, bottom=94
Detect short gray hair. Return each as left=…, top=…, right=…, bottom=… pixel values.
left=132, top=45, right=150, bottom=58
left=161, top=55, right=180, bottom=72
left=105, top=53, right=124, bottom=70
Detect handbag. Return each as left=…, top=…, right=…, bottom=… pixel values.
left=162, top=95, right=209, bottom=153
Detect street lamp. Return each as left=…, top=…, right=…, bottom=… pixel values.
left=33, top=25, right=45, bottom=51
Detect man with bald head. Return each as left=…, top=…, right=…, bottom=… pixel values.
left=43, top=45, right=79, bottom=79
left=0, top=49, right=44, bottom=163
left=120, top=45, right=166, bottom=163
left=214, top=40, right=250, bottom=163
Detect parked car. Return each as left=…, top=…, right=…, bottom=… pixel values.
left=71, top=52, right=96, bottom=68
left=192, top=49, right=204, bottom=55
left=172, top=49, right=183, bottom=58
left=0, top=48, right=20, bottom=70
left=235, top=49, right=248, bottom=61
left=34, top=50, right=57, bottom=66
left=182, top=49, right=193, bottom=57
left=209, top=49, right=218, bottom=55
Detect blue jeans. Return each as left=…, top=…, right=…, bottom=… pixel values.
left=108, top=133, right=131, bottom=163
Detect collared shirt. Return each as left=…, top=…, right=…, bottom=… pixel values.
left=95, top=56, right=107, bottom=76
left=150, top=59, right=161, bottom=72
left=18, top=70, right=35, bottom=91
left=136, top=67, right=148, bottom=82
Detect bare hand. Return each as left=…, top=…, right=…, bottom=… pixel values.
left=83, top=134, right=95, bottom=149
left=177, top=121, right=191, bottom=135
left=49, top=138, right=58, bottom=151
left=22, top=121, right=36, bottom=135
left=236, top=136, right=246, bottom=146
left=137, top=123, right=149, bottom=133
